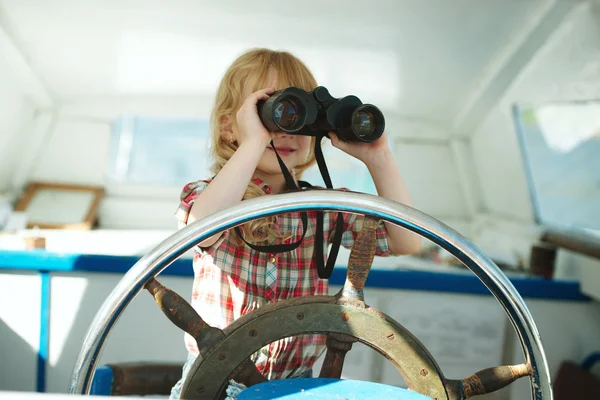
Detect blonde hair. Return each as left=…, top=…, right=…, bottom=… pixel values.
left=210, top=48, right=318, bottom=245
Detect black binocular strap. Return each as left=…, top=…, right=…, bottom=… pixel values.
left=234, top=137, right=344, bottom=279
left=313, top=137, right=345, bottom=279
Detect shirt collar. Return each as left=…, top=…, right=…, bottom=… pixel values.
left=251, top=175, right=301, bottom=194
left=251, top=176, right=272, bottom=194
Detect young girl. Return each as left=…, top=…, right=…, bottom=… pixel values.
left=170, top=48, right=421, bottom=399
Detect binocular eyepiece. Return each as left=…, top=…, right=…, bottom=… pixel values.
left=257, top=86, right=385, bottom=143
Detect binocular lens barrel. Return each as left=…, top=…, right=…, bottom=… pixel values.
left=260, top=94, right=306, bottom=133
left=273, top=97, right=302, bottom=131
left=351, top=105, right=384, bottom=142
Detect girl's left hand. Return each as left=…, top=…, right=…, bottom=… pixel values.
left=328, top=131, right=391, bottom=165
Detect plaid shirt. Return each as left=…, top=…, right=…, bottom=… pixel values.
left=175, top=177, right=392, bottom=380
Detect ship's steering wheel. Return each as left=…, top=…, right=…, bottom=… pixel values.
left=69, top=191, right=552, bottom=399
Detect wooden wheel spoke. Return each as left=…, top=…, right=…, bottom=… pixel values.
left=319, top=333, right=357, bottom=378
left=144, top=278, right=266, bottom=393
left=340, top=216, right=380, bottom=302
left=446, top=364, right=532, bottom=399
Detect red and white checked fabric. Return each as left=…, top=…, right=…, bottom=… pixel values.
left=175, top=176, right=392, bottom=380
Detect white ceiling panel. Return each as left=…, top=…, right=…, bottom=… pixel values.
left=0, top=0, right=543, bottom=123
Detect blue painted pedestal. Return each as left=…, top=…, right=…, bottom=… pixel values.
left=237, top=378, right=432, bottom=399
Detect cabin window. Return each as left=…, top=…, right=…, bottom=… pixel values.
left=107, top=116, right=213, bottom=186
left=513, top=101, right=600, bottom=233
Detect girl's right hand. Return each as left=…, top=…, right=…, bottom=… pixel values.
left=236, top=87, right=275, bottom=148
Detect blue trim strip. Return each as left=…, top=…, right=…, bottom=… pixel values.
left=0, top=250, right=590, bottom=301
left=338, top=268, right=590, bottom=301
left=37, top=271, right=50, bottom=392
left=89, top=366, right=113, bottom=396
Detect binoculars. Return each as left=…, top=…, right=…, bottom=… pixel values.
left=257, top=86, right=385, bottom=143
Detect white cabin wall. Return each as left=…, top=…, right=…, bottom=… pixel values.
left=0, top=54, right=36, bottom=193
left=395, top=136, right=473, bottom=236
left=0, top=16, right=54, bottom=196
left=469, top=1, right=600, bottom=261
